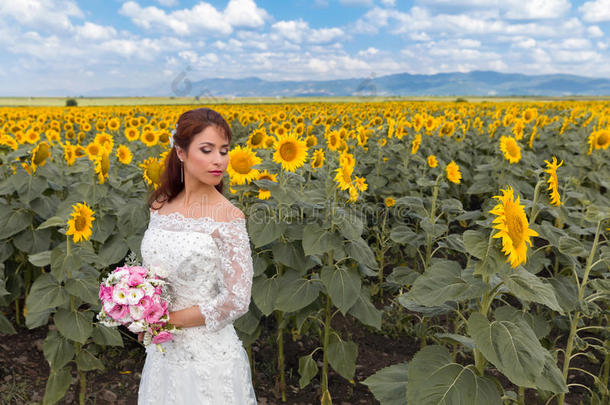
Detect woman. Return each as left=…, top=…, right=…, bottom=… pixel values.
left=137, top=108, right=257, bottom=404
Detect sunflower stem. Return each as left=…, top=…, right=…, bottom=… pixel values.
left=529, top=179, right=544, bottom=226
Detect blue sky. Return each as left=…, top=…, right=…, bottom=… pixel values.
left=1, top=0, right=609, bottom=96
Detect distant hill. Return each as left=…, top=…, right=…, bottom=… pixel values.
left=57, top=70, right=610, bottom=97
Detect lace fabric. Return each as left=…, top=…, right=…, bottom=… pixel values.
left=137, top=209, right=257, bottom=404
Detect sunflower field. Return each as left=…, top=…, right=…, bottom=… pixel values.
left=0, top=101, right=608, bottom=405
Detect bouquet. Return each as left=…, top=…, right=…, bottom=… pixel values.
left=97, top=256, right=178, bottom=351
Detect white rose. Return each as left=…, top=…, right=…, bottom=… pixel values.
left=127, top=320, right=147, bottom=333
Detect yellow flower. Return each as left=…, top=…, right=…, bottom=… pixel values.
left=544, top=156, right=563, bottom=206
left=439, top=121, right=455, bottom=137
left=305, top=134, right=317, bottom=148
left=141, top=130, right=158, bottom=147
left=446, top=161, right=462, bottom=184
left=384, top=197, right=395, bottom=207
left=139, top=157, right=164, bottom=189
left=334, top=163, right=353, bottom=191
left=66, top=202, right=95, bottom=243
left=311, top=149, right=325, bottom=169
left=63, top=142, right=77, bottom=166
left=587, top=129, right=610, bottom=154
left=25, top=129, right=40, bottom=144
left=499, top=136, right=521, bottom=164
left=94, top=151, right=110, bottom=184
left=327, top=130, right=341, bottom=151
left=411, top=133, right=421, bottom=155
left=256, top=170, right=278, bottom=200
left=489, top=186, right=539, bottom=268
left=427, top=154, right=438, bottom=168
left=353, top=176, right=368, bottom=192
left=116, top=144, right=133, bottom=165
left=85, top=141, right=103, bottom=160
left=512, top=119, right=525, bottom=140
left=273, top=133, right=308, bottom=172
left=125, top=127, right=140, bottom=142
left=522, top=108, right=538, bottom=124
left=227, top=145, right=261, bottom=185
left=339, top=152, right=355, bottom=168
left=95, top=132, right=114, bottom=153
left=247, top=128, right=267, bottom=149
left=31, top=141, right=51, bottom=173
left=108, top=117, right=121, bottom=131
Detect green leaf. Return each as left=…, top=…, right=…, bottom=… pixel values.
left=467, top=313, right=546, bottom=388
left=37, top=216, right=66, bottom=230
left=50, top=244, right=82, bottom=282
left=17, top=175, right=47, bottom=203
left=387, top=266, right=419, bottom=286
left=43, top=330, right=75, bottom=371
left=548, top=276, right=578, bottom=313
left=362, top=362, right=408, bottom=405
left=558, top=236, right=587, bottom=257
left=98, top=234, right=128, bottom=266
left=65, top=277, right=99, bottom=305
left=29, top=250, right=52, bottom=267
left=25, top=308, right=52, bottom=329
left=327, top=334, right=357, bottom=381
left=14, top=228, right=52, bottom=254
left=54, top=309, right=93, bottom=344
left=271, top=241, right=310, bottom=272
left=25, top=273, right=69, bottom=314
left=336, top=212, right=364, bottom=241
left=43, top=366, right=73, bottom=405
left=275, top=276, right=322, bottom=313
left=494, top=306, right=550, bottom=339
left=390, top=225, right=419, bottom=245
left=298, top=354, right=318, bottom=388
left=420, top=217, right=447, bottom=239
left=0, top=208, right=32, bottom=239
left=91, top=323, right=124, bottom=347
left=347, top=285, right=382, bottom=330
left=321, top=265, right=361, bottom=314
left=345, top=237, right=378, bottom=270
left=501, top=267, right=564, bottom=313
left=247, top=217, right=282, bottom=248
left=0, top=312, right=16, bottom=334
left=434, top=333, right=475, bottom=350
left=302, top=223, right=340, bottom=256
left=534, top=352, right=568, bottom=394
left=462, top=230, right=488, bottom=259
left=407, top=345, right=502, bottom=405
left=75, top=347, right=104, bottom=371
left=251, top=275, right=278, bottom=316
left=407, top=260, right=487, bottom=307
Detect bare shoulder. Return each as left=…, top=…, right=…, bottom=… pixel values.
left=216, top=196, right=245, bottom=222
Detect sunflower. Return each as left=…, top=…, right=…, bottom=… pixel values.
left=339, top=152, right=355, bottom=168
left=227, top=145, right=261, bottom=185
left=439, top=121, right=455, bottom=137
left=311, top=149, right=325, bottom=169
left=499, top=136, right=521, bottom=164
left=94, top=151, right=110, bottom=184
left=141, top=130, right=158, bottom=147
left=544, top=156, right=563, bottom=206
left=108, top=117, right=121, bottom=132
left=522, top=108, right=538, bottom=124
left=305, top=134, right=317, bottom=148
left=63, top=142, right=77, bottom=166
left=95, top=132, right=114, bottom=153
left=247, top=128, right=267, bottom=149
left=139, top=157, right=164, bottom=189
left=256, top=170, right=278, bottom=200
left=587, top=129, right=610, bottom=154
left=273, top=133, right=308, bottom=172
left=353, top=176, right=368, bottom=192
left=427, top=154, right=438, bottom=168
left=0, top=135, right=18, bottom=150
left=85, top=141, right=103, bottom=160
left=512, top=119, right=524, bottom=140
left=327, top=130, right=341, bottom=151
left=384, top=197, right=395, bottom=207
left=489, top=186, right=539, bottom=268
left=334, top=163, right=354, bottom=191
left=66, top=201, right=95, bottom=243
left=125, top=127, right=140, bottom=142
left=31, top=141, right=51, bottom=173
left=116, top=144, right=133, bottom=165
left=74, top=145, right=86, bottom=158
left=411, top=133, right=421, bottom=155
left=446, top=161, right=462, bottom=184
left=412, top=113, right=424, bottom=132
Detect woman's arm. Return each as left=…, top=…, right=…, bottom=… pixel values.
left=168, top=306, right=206, bottom=328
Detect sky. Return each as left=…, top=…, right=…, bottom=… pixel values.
left=1, top=0, right=609, bottom=96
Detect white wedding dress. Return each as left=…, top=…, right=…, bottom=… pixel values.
left=137, top=209, right=257, bottom=404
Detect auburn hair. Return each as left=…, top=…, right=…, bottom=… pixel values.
left=147, top=108, right=233, bottom=210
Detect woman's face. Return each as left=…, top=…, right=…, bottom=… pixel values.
left=177, top=125, right=229, bottom=186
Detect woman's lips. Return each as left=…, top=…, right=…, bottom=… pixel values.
left=209, top=170, right=223, bottom=176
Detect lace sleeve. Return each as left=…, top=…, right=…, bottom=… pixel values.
left=197, top=219, right=253, bottom=332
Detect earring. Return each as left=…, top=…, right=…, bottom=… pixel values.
left=180, top=160, right=184, bottom=183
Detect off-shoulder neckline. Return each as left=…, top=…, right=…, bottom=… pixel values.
left=149, top=209, right=246, bottom=224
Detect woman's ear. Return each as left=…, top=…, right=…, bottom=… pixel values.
left=175, top=146, right=185, bottom=161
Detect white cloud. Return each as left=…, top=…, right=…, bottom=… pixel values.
left=75, top=22, right=117, bottom=40
left=357, top=47, right=379, bottom=57
left=587, top=26, right=604, bottom=37
left=154, top=0, right=178, bottom=6
left=119, top=0, right=270, bottom=36
left=0, top=0, right=83, bottom=32
left=272, top=19, right=344, bottom=43
left=339, top=0, right=374, bottom=6
left=503, top=0, right=571, bottom=19
left=580, top=0, right=610, bottom=22
left=380, top=0, right=396, bottom=5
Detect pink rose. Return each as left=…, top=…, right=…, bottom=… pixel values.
left=107, top=304, right=129, bottom=321
left=131, top=266, right=148, bottom=276
left=127, top=273, right=146, bottom=287
left=144, top=303, right=164, bottom=324
left=152, top=331, right=173, bottom=344
left=154, top=286, right=162, bottom=295
left=139, top=296, right=152, bottom=308
left=99, top=285, right=113, bottom=301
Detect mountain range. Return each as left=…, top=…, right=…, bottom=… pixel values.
left=71, top=70, right=610, bottom=98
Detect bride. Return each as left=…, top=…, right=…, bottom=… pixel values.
left=137, top=108, right=257, bottom=404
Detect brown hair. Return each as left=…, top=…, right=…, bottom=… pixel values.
left=147, top=108, right=232, bottom=210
